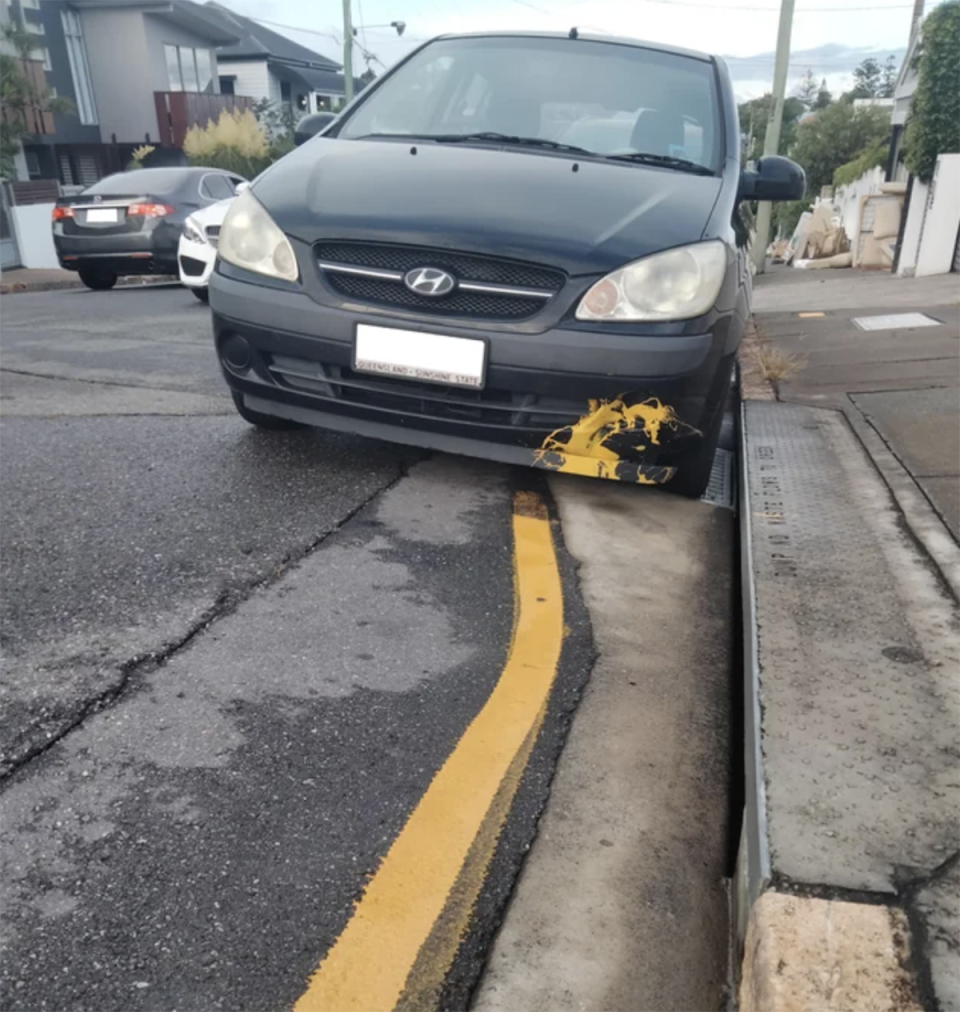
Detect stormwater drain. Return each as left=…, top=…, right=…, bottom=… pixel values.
left=702, top=448, right=736, bottom=510
left=852, top=312, right=942, bottom=331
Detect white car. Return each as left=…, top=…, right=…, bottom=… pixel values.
left=178, top=185, right=246, bottom=301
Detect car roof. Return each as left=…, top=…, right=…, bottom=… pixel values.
left=428, top=30, right=714, bottom=64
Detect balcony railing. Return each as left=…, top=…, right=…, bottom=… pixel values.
left=154, top=91, right=255, bottom=148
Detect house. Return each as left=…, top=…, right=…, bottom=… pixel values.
left=888, top=27, right=921, bottom=182
left=72, top=0, right=251, bottom=163
left=205, top=2, right=352, bottom=118
left=1, top=0, right=104, bottom=185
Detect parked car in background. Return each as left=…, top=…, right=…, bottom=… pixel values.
left=210, top=31, right=803, bottom=497
left=53, top=167, right=246, bottom=291
left=178, top=185, right=248, bottom=302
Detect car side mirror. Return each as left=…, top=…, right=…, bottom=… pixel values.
left=235, top=180, right=250, bottom=194
left=739, top=155, right=805, bottom=202
left=295, top=112, right=336, bottom=146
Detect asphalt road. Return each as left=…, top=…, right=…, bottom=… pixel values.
left=0, top=285, right=736, bottom=1011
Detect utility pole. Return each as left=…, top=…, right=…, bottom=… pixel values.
left=751, top=0, right=796, bottom=275
left=342, top=0, right=354, bottom=106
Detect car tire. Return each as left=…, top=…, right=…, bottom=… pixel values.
left=667, top=399, right=726, bottom=499
left=231, top=391, right=305, bottom=431
left=191, top=287, right=209, bottom=303
left=78, top=269, right=118, bottom=291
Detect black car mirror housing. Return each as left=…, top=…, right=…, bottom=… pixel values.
left=295, top=112, right=337, bottom=147
left=738, top=155, right=805, bottom=202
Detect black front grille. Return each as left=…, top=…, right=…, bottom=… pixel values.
left=205, top=225, right=220, bottom=248
left=267, top=354, right=581, bottom=435
left=179, top=254, right=206, bottom=277
left=326, top=273, right=542, bottom=320
left=315, top=241, right=565, bottom=291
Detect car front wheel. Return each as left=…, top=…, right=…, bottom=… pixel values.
left=667, top=401, right=725, bottom=499
left=78, top=269, right=118, bottom=291
left=191, top=287, right=209, bottom=303
left=231, top=391, right=305, bottom=431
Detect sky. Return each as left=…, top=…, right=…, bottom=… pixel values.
left=222, top=0, right=936, bottom=99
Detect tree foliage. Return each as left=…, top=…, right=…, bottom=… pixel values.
left=789, top=101, right=891, bottom=195
left=737, top=94, right=805, bottom=163
left=794, top=68, right=819, bottom=107
left=814, top=79, right=832, bottom=110
left=0, top=23, right=74, bottom=178
left=904, top=0, right=960, bottom=182
left=842, top=55, right=899, bottom=102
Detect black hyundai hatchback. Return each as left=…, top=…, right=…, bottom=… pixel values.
left=210, top=32, right=803, bottom=496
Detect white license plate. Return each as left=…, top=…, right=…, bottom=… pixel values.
left=354, top=324, right=486, bottom=388
left=85, top=208, right=118, bottom=223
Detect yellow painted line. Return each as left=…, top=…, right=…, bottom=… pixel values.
left=797, top=311, right=825, bottom=318
left=294, top=491, right=564, bottom=1012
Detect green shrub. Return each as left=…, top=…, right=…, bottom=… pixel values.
left=904, top=1, right=960, bottom=182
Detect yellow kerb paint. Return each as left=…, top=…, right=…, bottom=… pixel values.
left=797, top=311, right=825, bottom=318
left=294, top=492, right=564, bottom=1012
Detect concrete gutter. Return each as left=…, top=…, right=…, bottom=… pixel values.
left=735, top=397, right=959, bottom=1011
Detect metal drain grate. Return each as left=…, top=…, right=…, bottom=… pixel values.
left=701, top=447, right=736, bottom=510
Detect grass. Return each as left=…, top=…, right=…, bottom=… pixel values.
left=753, top=343, right=807, bottom=384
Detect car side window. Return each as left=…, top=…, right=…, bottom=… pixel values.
left=201, top=174, right=232, bottom=200
left=227, top=175, right=245, bottom=193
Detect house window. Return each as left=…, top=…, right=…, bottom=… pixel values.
left=195, top=49, right=213, bottom=93
left=165, top=45, right=216, bottom=94
left=164, top=44, right=182, bottom=90
left=219, top=76, right=235, bottom=95
left=61, top=9, right=98, bottom=125
left=36, top=46, right=52, bottom=71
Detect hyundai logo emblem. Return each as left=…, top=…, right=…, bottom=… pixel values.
left=403, top=266, right=456, bottom=297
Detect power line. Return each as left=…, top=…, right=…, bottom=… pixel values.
left=633, top=0, right=940, bottom=9
left=505, top=0, right=554, bottom=12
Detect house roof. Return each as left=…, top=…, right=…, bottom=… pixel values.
left=70, top=0, right=241, bottom=45
left=204, top=2, right=340, bottom=69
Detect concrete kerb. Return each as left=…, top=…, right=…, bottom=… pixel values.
left=0, top=276, right=176, bottom=295
left=734, top=393, right=958, bottom=1011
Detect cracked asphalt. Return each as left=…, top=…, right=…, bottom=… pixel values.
left=0, top=286, right=735, bottom=1011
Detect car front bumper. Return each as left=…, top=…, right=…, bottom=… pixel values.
left=210, top=270, right=740, bottom=485
left=178, top=236, right=217, bottom=288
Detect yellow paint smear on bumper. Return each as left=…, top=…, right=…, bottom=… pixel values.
left=294, top=493, right=564, bottom=1012
left=533, top=396, right=695, bottom=484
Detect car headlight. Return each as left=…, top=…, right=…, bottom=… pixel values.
left=576, top=241, right=728, bottom=322
left=217, top=189, right=298, bottom=283
left=181, top=217, right=206, bottom=244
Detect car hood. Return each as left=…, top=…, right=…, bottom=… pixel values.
left=253, top=139, right=722, bottom=276
left=191, top=197, right=234, bottom=227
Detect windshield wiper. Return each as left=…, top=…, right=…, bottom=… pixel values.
left=604, top=152, right=716, bottom=175
left=424, top=132, right=592, bottom=155
left=355, top=131, right=591, bottom=155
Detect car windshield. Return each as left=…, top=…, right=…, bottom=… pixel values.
left=338, top=36, right=721, bottom=172
left=84, top=169, right=190, bottom=195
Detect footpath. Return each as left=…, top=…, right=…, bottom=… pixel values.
left=738, top=268, right=960, bottom=1011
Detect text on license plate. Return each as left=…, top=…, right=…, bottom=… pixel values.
left=354, top=324, right=486, bottom=388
